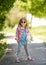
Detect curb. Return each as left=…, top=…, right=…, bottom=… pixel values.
left=0, top=48, right=8, bottom=62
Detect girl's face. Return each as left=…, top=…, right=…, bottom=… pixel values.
left=21, top=20, right=26, bottom=27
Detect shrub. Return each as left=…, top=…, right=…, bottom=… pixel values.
left=0, top=33, right=5, bottom=40
left=0, top=42, right=7, bottom=58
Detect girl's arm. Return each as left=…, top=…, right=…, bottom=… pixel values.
left=29, top=29, right=33, bottom=41
left=28, top=28, right=33, bottom=41
left=30, top=31, right=33, bottom=41
left=15, top=27, right=19, bottom=42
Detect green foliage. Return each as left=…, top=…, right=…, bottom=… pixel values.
left=0, top=49, right=5, bottom=58
left=14, top=0, right=31, bottom=12
left=0, top=16, right=5, bottom=30
left=21, top=0, right=27, bottom=2
left=14, top=0, right=46, bottom=17
left=0, top=0, right=15, bottom=30
left=0, top=0, right=46, bottom=30
left=0, top=42, right=7, bottom=50
left=0, top=33, right=5, bottom=40
left=0, top=42, right=7, bottom=58
left=29, top=0, right=46, bottom=17
left=14, top=1, right=27, bottom=11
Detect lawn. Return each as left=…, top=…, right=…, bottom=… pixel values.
left=31, top=26, right=46, bottom=42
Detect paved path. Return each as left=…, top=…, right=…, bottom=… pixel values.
left=0, top=33, right=46, bottom=65
left=0, top=42, right=46, bottom=65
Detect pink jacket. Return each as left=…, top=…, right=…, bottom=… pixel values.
left=15, top=25, right=29, bottom=41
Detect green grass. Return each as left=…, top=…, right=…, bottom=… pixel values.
left=31, top=26, right=46, bottom=42
left=31, top=26, right=46, bottom=35
left=31, top=26, right=46, bottom=29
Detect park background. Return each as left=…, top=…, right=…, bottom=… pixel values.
left=0, top=0, right=46, bottom=60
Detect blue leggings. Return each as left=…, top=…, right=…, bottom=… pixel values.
left=16, top=41, right=29, bottom=58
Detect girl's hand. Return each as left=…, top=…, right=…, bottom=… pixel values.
left=30, top=37, right=33, bottom=41
left=17, top=40, right=19, bottom=42
left=15, top=38, right=19, bottom=42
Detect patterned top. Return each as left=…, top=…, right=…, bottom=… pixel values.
left=15, top=25, right=32, bottom=41
left=18, top=28, right=27, bottom=46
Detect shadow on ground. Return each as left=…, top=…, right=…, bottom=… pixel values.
left=0, top=42, right=46, bottom=65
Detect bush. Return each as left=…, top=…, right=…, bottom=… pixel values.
left=0, top=42, right=7, bottom=58
left=0, top=33, right=5, bottom=40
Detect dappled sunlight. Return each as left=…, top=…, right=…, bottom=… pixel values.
left=6, top=6, right=26, bottom=26
left=0, top=1, right=46, bottom=65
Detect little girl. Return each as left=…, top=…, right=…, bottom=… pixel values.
left=15, top=17, right=33, bottom=62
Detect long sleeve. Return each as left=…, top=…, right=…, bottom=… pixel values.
left=15, top=26, right=22, bottom=41
left=15, top=27, right=19, bottom=41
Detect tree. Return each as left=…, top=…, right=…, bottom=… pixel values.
left=0, top=0, right=46, bottom=30
left=30, top=0, right=46, bottom=17
left=15, top=0, right=46, bottom=17
left=0, top=0, right=15, bottom=30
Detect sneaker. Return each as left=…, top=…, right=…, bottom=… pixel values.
left=16, top=58, right=20, bottom=63
left=27, top=56, right=33, bottom=61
